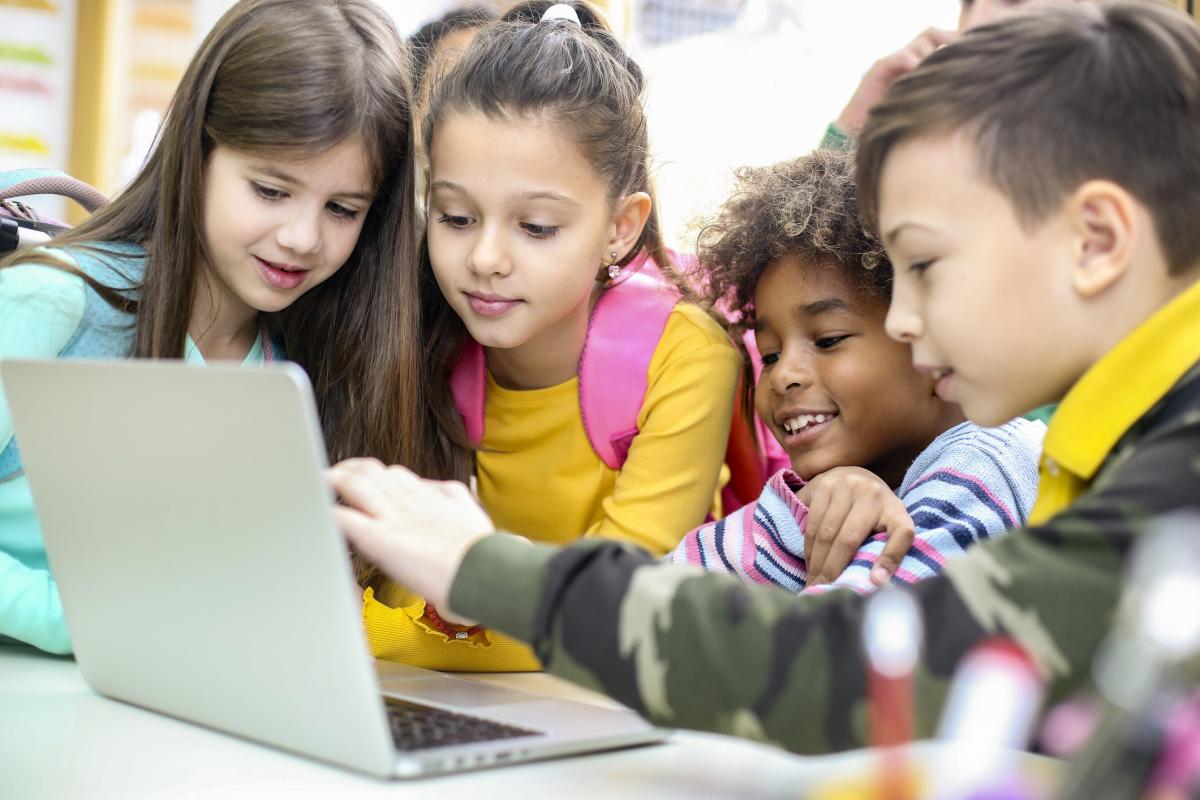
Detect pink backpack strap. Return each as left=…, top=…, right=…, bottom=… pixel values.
left=448, top=250, right=678, bottom=467
left=579, top=266, right=678, bottom=469
left=450, top=338, right=487, bottom=444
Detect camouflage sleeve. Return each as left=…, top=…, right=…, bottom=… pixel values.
left=448, top=415, right=1200, bottom=754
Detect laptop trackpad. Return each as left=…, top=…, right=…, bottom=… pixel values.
left=382, top=677, right=534, bottom=709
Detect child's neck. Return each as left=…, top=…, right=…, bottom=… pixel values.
left=870, top=403, right=967, bottom=489
left=487, top=283, right=603, bottom=391
left=188, top=317, right=260, bottom=361
left=189, top=292, right=260, bottom=362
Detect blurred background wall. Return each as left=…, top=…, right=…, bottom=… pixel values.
left=4, top=0, right=1197, bottom=243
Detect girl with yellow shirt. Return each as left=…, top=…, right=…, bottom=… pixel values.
left=360, top=1, right=740, bottom=670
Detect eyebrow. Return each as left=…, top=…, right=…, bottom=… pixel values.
left=429, top=180, right=580, bottom=208
left=429, top=179, right=463, bottom=194
left=511, top=190, right=580, bottom=207
left=253, top=165, right=374, bottom=203
left=883, top=221, right=933, bottom=247
left=751, top=297, right=855, bottom=332
left=803, top=297, right=855, bottom=317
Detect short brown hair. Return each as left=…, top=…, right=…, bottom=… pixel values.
left=695, top=148, right=890, bottom=329
left=857, top=0, right=1200, bottom=275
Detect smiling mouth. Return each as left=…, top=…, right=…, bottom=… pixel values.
left=930, top=367, right=956, bottom=401
left=256, top=256, right=307, bottom=272
left=255, top=256, right=309, bottom=289
left=780, top=412, right=838, bottom=435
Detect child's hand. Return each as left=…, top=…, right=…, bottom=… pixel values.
left=795, top=467, right=916, bottom=587
left=328, top=458, right=496, bottom=620
left=835, top=27, right=958, bottom=135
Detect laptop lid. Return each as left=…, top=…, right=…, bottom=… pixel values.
left=3, top=358, right=666, bottom=779
left=2, top=359, right=396, bottom=777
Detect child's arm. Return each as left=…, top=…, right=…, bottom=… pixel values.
left=440, top=410, right=1197, bottom=754
left=829, top=27, right=958, bottom=140
left=332, top=406, right=1197, bottom=753
left=665, top=469, right=810, bottom=590
left=797, top=466, right=915, bottom=586
left=0, top=263, right=86, bottom=654
left=666, top=465, right=916, bottom=592
left=807, top=421, right=1042, bottom=595
left=586, top=305, right=742, bottom=556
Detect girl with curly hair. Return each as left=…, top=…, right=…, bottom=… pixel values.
left=666, top=149, right=1046, bottom=594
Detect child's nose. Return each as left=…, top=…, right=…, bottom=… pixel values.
left=769, top=349, right=814, bottom=395
left=467, top=225, right=512, bottom=277
left=276, top=210, right=321, bottom=255
left=885, top=304, right=923, bottom=343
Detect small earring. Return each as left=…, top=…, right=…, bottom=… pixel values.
left=606, top=252, right=621, bottom=281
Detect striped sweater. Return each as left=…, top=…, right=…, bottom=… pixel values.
left=667, top=419, right=1045, bottom=594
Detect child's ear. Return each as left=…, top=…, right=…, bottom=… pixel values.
left=1067, top=180, right=1137, bottom=299
left=607, top=191, right=652, bottom=261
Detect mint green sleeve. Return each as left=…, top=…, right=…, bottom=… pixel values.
left=0, top=264, right=86, bottom=442
left=0, top=263, right=86, bottom=653
left=0, top=549, right=73, bottom=653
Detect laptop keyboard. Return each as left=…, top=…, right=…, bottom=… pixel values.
left=385, top=698, right=543, bottom=751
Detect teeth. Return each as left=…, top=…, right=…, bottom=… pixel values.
left=932, top=368, right=950, bottom=380
left=782, top=413, right=833, bottom=434
left=261, top=259, right=302, bottom=272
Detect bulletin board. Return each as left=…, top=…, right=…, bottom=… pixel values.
left=0, top=0, right=190, bottom=222
left=0, top=0, right=77, bottom=220
left=71, top=0, right=194, bottom=221
left=116, top=0, right=194, bottom=187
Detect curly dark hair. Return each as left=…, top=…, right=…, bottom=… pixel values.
left=696, top=148, right=891, bottom=329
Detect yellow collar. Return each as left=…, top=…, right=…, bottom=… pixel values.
left=1044, top=276, right=1200, bottom=481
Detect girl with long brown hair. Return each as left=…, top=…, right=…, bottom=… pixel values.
left=0, top=0, right=430, bottom=654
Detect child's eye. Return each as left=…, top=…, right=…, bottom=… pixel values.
left=252, top=183, right=286, bottom=201
left=909, top=259, right=935, bottom=274
left=759, top=351, right=780, bottom=367
left=436, top=214, right=472, bottom=229
left=520, top=222, right=559, bottom=239
left=814, top=335, right=850, bottom=350
left=326, top=202, right=360, bottom=221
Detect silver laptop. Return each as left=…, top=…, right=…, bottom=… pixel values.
left=1, top=358, right=666, bottom=779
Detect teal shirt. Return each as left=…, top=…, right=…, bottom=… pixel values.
left=0, top=260, right=269, bottom=654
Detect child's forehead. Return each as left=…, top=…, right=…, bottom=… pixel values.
left=754, top=255, right=884, bottom=315
left=881, top=130, right=980, bottom=192
left=219, top=137, right=377, bottom=194
left=432, top=110, right=595, bottom=175
left=877, top=131, right=1008, bottom=240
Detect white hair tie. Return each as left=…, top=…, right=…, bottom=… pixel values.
left=541, top=3, right=582, bottom=27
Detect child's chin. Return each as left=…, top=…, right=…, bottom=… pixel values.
left=959, top=398, right=1021, bottom=429
left=784, top=452, right=832, bottom=480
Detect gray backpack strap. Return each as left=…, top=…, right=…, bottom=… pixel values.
left=0, top=170, right=109, bottom=215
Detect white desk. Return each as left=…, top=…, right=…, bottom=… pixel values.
left=0, top=645, right=1064, bottom=799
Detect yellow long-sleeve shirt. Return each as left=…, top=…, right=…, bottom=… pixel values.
left=364, top=303, right=741, bottom=670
